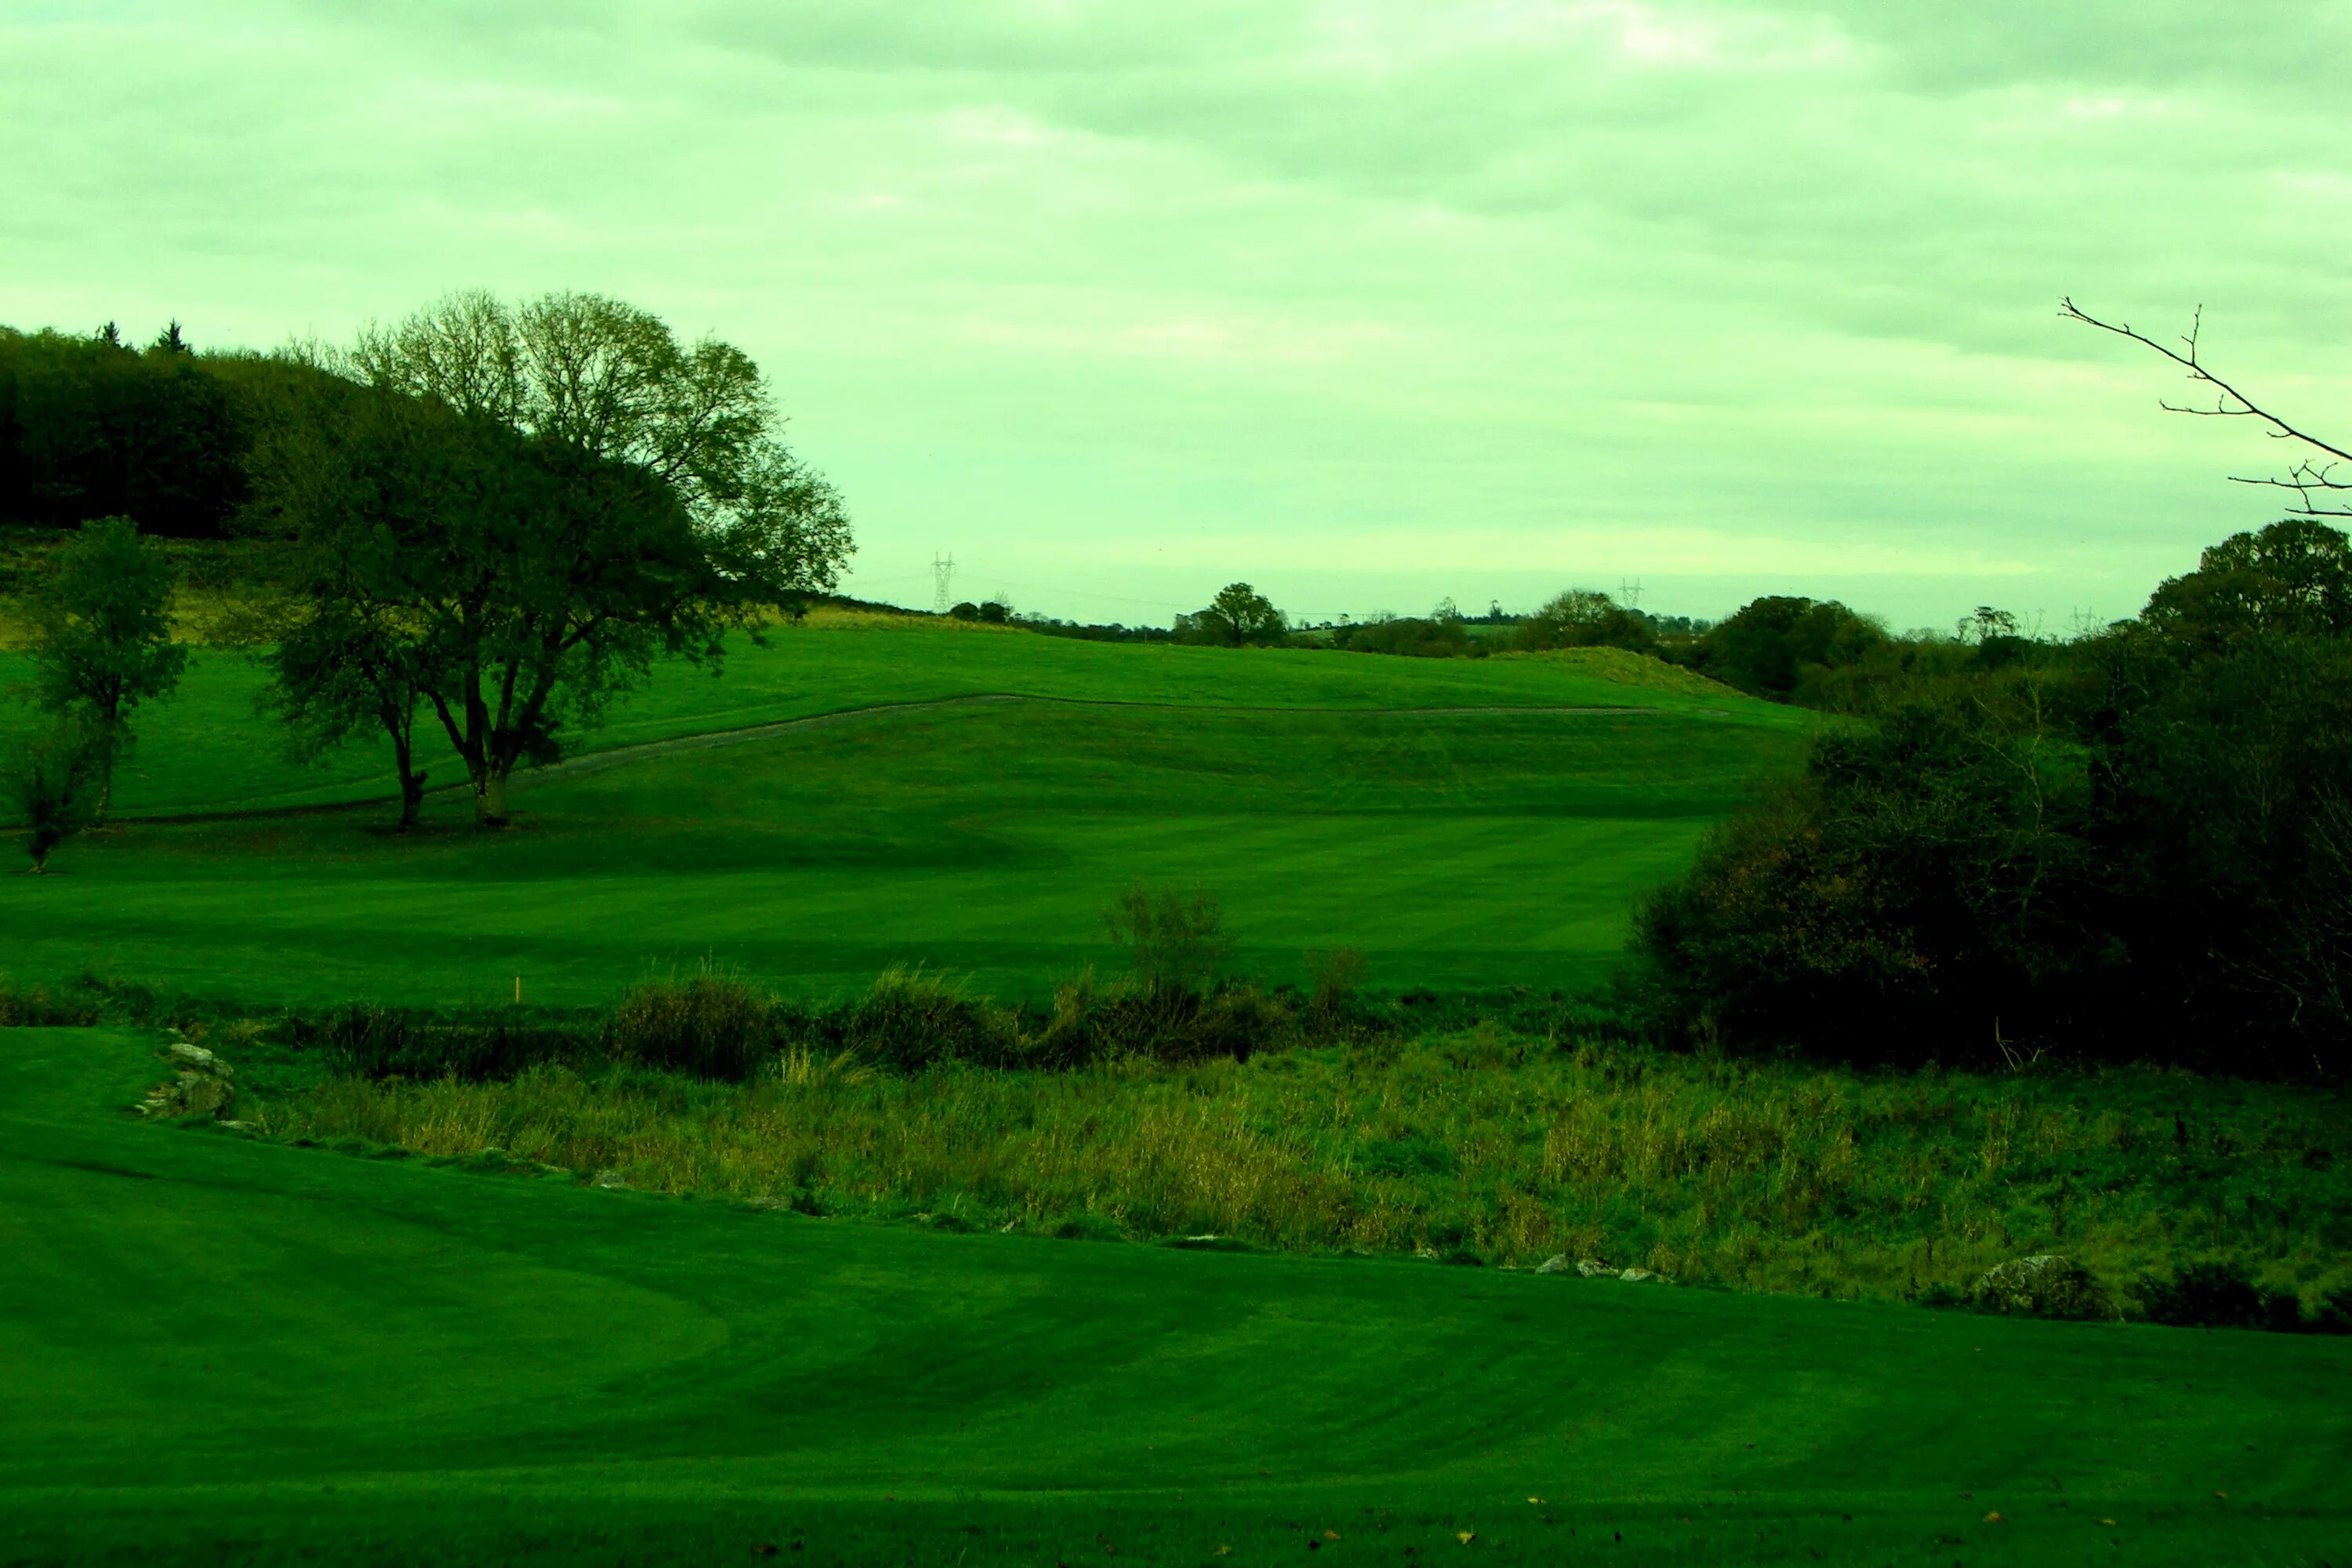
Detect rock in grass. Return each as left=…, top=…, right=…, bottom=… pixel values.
left=167, top=1040, right=232, bottom=1076
left=1970, top=1254, right=2113, bottom=1320
left=1576, top=1258, right=1618, bottom=1278
left=136, top=1040, right=238, bottom=1120
left=1534, top=1254, right=1573, bottom=1275
left=589, top=1169, right=630, bottom=1190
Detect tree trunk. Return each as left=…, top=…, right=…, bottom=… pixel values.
left=477, top=766, right=510, bottom=827
left=394, top=731, right=424, bottom=832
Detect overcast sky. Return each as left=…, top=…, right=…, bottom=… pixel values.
left=5, top=2, right=2347, bottom=629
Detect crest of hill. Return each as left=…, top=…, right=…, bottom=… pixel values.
left=1490, top=645, right=1746, bottom=701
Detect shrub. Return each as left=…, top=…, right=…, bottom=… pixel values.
left=839, top=965, right=1019, bottom=1070
left=607, top=965, right=777, bottom=1082
left=1180, top=982, right=1293, bottom=1065
left=0, top=978, right=103, bottom=1026
left=1073, top=976, right=1203, bottom=1062
left=1329, top=615, right=1474, bottom=659
left=1307, top=947, right=1368, bottom=1038
left=12, top=721, right=106, bottom=873
left=1512, top=590, right=1657, bottom=656
left=310, top=1004, right=581, bottom=1081
left=1631, top=682, right=2107, bottom=1065
left=2129, top=1261, right=2303, bottom=1330
left=1032, top=969, right=1294, bottom=1065
left=1103, top=882, right=1232, bottom=996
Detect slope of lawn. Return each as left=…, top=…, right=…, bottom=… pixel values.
left=3, top=1025, right=2347, bottom=1566
left=0, top=629, right=1807, bottom=1006
left=0, top=616, right=1800, bottom=820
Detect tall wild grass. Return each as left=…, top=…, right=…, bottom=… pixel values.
left=252, top=1027, right=2352, bottom=1312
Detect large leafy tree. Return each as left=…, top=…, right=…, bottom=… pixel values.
left=1512, top=588, right=1655, bottom=654
left=27, top=516, right=188, bottom=817
left=1180, top=582, right=1286, bottom=646
left=255, top=292, right=852, bottom=826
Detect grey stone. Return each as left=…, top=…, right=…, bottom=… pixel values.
left=1970, top=1254, right=2114, bottom=1320
left=1534, top=1254, right=1573, bottom=1275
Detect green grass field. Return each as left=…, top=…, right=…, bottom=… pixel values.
left=0, top=622, right=1807, bottom=1005
left=5, top=1024, right=2349, bottom=1566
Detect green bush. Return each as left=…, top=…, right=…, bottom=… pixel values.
left=1632, top=678, right=2107, bottom=1065
left=606, top=966, right=779, bottom=1082
left=2129, top=1261, right=2305, bottom=1331
left=1306, top=947, right=1368, bottom=1039
left=1512, top=589, right=1657, bottom=656
left=310, top=1004, right=582, bottom=1081
left=0, top=978, right=104, bottom=1026
left=12, top=721, right=106, bottom=873
left=838, top=965, right=1020, bottom=1070
left=1102, top=882, right=1231, bottom=996
left=1030, top=969, right=1295, bottom=1065
left=1329, top=615, right=1475, bottom=659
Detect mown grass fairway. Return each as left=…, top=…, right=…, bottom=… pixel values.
left=5, top=1025, right=2349, bottom=1566
left=0, top=625, right=1805, bottom=1004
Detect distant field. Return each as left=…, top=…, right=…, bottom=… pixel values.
left=4, top=1025, right=2347, bottom=1566
left=0, top=625, right=1806, bottom=1006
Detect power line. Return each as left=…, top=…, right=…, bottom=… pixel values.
left=931, top=554, right=956, bottom=615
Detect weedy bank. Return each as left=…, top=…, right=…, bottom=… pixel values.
left=229, top=978, right=2352, bottom=1321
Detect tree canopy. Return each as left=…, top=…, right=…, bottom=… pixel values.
left=1178, top=583, right=1286, bottom=646
left=1635, top=518, right=2352, bottom=1076
left=252, top=290, right=854, bottom=826
left=27, top=516, right=189, bottom=815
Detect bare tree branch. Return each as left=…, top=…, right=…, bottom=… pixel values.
left=2060, top=299, right=2352, bottom=512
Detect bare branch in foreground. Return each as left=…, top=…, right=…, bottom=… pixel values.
left=2060, top=297, right=2352, bottom=516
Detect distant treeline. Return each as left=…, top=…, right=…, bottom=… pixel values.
left=0, top=322, right=328, bottom=539
left=1308, top=589, right=1933, bottom=706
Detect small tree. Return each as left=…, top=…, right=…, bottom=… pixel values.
left=29, top=517, right=189, bottom=818
left=1103, top=882, right=1232, bottom=996
left=1180, top=583, right=1285, bottom=646
left=12, top=723, right=104, bottom=873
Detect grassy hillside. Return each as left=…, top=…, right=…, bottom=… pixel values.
left=0, top=615, right=1791, bottom=819
left=4, top=1025, right=2347, bottom=1566
left=0, top=622, right=1806, bottom=1005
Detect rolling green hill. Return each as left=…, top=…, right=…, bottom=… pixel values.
left=0, top=622, right=1807, bottom=1006
left=4, top=1025, right=2347, bottom=1566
